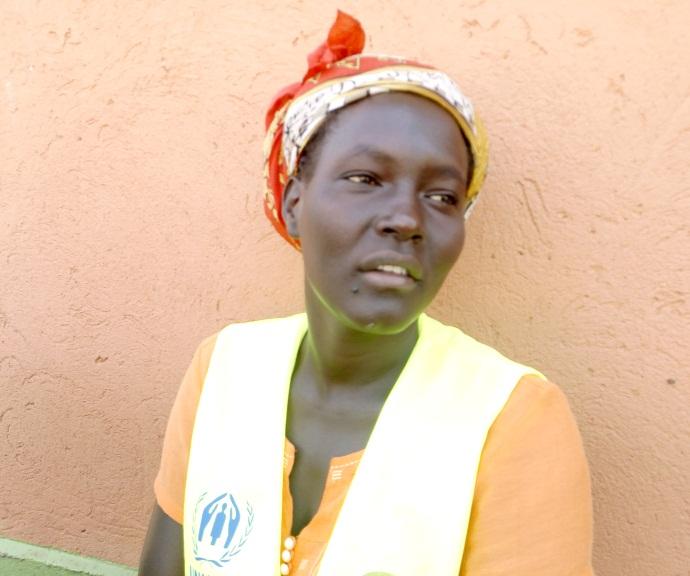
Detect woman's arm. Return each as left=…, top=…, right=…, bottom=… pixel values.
left=138, top=504, right=184, bottom=576
left=139, top=335, right=217, bottom=575
left=460, top=375, right=594, bottom=575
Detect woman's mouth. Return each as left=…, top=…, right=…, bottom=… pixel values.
left=360, top=263, right=418, bottom=290
left=357, top=252, right=423, bottom=291
left=375, top=264, right=411, bottom=277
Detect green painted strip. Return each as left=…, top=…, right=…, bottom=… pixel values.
left=0, top=537, right=136, bottom=576
left=0, top=556, right=86, bottom=575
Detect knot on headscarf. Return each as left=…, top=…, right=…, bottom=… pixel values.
left=305, top=10, right=365, bottom=80
left=262, top=11, right=488, bottom=249
left=264, top=11, right=364, bottom=132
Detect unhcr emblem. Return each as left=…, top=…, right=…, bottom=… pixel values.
left=192, top=491, right=254, bottom=567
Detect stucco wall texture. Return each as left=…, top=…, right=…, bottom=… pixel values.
left=1, top=0, right=688, bottom=573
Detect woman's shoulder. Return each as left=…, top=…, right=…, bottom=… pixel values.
left=511, top=373, right=568, bottom=406
left=464, top=375, right=593, bottom=574
left=499, top=374, right=578, bottom=433
left=183, top=313, right=306, bottom=393
left=177, top=332, right=219, bottom=397
left=480, top=372, right=589, bottom=478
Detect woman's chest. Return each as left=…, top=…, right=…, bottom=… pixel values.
left=285, top=394, right=378, bottom=535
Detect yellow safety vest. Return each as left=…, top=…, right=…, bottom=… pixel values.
left=183, top=313, right=543, bottom=576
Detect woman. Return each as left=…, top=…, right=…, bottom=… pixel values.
left=139, top=11, right=593, bottom=576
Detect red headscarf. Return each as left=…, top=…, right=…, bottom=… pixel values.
left=263, top=11, right=487, bottom=248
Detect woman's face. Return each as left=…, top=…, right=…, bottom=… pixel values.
left=285, top=92, right=471, bottom=334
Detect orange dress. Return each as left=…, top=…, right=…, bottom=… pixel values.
left=155, top=334, right=594, bottom=575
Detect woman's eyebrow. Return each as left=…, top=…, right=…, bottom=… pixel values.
left=345, top=145, right=397, bottom=164
left=426, top=165, right=467, bottom=183
left=342, top=145, right=467, bottom=182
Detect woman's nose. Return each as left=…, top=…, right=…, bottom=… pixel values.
left=375, top=192, right=424, bottom=242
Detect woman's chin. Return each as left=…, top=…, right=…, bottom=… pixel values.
left=334, top=304, right=422, bottom=336
left=306, top=282, right=426, bottom=335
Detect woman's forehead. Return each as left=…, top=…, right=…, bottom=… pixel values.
left=316, top=93, right=470, bottom=173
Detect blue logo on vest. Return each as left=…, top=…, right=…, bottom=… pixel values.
left=192, top=491, right=254, bottom=567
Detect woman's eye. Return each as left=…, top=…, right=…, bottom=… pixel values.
left=345, top=173, right=378, bottom=185
left=426, top=192, right=458, bottom=206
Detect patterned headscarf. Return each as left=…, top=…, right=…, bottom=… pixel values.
left=263, top=11, right=488, bottom=248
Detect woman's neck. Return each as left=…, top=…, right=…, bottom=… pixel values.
left=298, top=293, right=419, bottom=399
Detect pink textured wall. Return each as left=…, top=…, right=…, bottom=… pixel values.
left=1, top=1, right=688, bottom=573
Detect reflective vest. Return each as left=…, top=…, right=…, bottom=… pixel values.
left=183, top=313, right=543, bottom=575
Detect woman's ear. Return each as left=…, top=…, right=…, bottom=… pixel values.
left=282, top=176, right=304, bottom=240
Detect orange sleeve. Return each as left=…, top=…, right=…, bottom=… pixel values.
left=153, top=334, right=218, bottom=524
left=460, top=375, right=594, bottom=576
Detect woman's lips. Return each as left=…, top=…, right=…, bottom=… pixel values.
left=375, top=264, right=409, bottom=276
left=358, top=252, right=423, bottom=281
left=357, top=251, right=423, bottom=291
left=360, top=267, right=417, bottom=290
